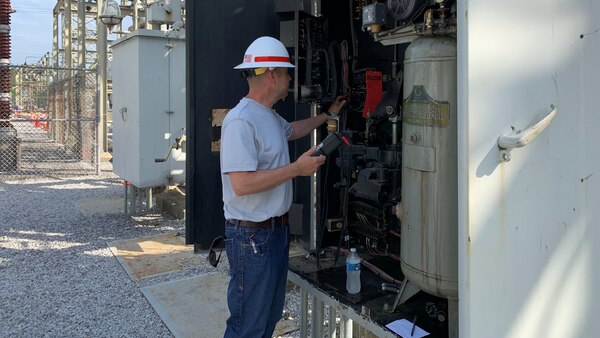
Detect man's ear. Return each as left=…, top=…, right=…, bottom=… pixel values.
left=266, top=70, right=277, bottom=86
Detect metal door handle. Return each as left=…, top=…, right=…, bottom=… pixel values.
left=498, top=105, right=557, bottom=162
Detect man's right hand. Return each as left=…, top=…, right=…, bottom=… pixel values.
left=294, top=146, right=326, bottom=176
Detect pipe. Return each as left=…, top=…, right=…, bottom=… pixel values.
left=133, top=0, right=138, bottom=30
left=97, top=0, right=108, bottom=153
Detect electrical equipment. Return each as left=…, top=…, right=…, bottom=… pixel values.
left=111, top=30, right=186, bottom=188
left=361, top=3, right=387, bottom=32
left=401, top=35, right=458, bottom=299
left=361, top=0, right=430, bottom=32
left=326, top=218, right=344, bottom=232
left=297, top=15, right=331, bottom=102
left=280, top=10, right=348, bottom=103
left=387, top=0, right=427, bottom=22
left=295, top=1, right=458, bottom=335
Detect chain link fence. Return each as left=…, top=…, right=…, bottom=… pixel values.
left=0, top=66, right=98, bottom=180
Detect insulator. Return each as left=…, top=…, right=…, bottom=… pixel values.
left=0, top=0, right=9, bottom=116
left=0, top=33, right=9, bottom=59
left=0, top=1, right=9, bottom=25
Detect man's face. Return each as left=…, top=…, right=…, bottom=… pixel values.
left=271, top=67, right=292, bottom=101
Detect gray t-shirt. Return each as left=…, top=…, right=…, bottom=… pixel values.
left=220, top=98, right=294, bottom=221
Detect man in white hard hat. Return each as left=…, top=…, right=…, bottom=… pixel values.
left=220, top=36, right=346, bottom=338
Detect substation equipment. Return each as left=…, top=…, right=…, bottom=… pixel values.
left=0, top=0, right=18, bottom=171
left=187, top=0, right=459, bottom=336
left=110, top=0, right=186, bottom=213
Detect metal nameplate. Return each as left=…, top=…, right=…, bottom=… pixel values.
left=403, top=85, right=450, bottom=127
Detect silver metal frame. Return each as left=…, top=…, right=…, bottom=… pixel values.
left=288, top=270, right=398, bottom=338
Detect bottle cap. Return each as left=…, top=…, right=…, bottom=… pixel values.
left=350, top=248, right=356, bottom=252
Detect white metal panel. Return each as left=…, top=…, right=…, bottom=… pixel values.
left=112, top=37, right=141, bottom=182
left=458, top=1, right=600, bottom=337
left=112, top=29, right=186, bottom=188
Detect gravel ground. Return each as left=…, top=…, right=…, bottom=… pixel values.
left=0, top=166, right=310, bottom=338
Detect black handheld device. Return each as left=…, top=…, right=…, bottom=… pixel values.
left=311, top=133, right=344, bottom=156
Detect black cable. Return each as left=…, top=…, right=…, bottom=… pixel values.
left=316, top=132, right=351, bottom=270
left=327, top=41, right=339, bottom=99
left=315, top=151, right=331, bottom=270
left=331, top=144, right=353, bottom=268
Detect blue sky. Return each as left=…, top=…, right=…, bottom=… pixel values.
left=12, top=0, right=54, bottom=65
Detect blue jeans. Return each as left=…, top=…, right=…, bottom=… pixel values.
left=223, top=220, right=290, bottom=338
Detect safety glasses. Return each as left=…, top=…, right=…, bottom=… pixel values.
left=207, top=236, right=224, bottom=268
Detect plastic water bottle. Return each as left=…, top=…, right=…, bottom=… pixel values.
left=346, top=248, right=361, bottom=294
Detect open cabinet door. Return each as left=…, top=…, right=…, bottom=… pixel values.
left=457, top=1, right=600, bottom=337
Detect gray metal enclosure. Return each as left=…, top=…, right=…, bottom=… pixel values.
left=0, top=66, right=98, bottom=179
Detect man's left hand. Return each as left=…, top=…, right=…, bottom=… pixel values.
left=327, top=96, right=347, bottom=117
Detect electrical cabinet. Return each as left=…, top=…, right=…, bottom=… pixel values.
left=111, top=29, right=186, bottom=188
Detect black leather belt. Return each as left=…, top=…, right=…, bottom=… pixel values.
left=227, top=213, right=288, bottom=228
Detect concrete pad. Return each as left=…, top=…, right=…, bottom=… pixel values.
left=141, top=272, right=299, bottom=338
left=155, top=188, right=186, bottom=219
left=75, top=196, right=124, bottom=215
left=108, top=232, right=203, bottom=280
left=141, top=273, right=229, bottom=338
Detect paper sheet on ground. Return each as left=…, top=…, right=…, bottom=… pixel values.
left=385, top=318, right=430, bottom=338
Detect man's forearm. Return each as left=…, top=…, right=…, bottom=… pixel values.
left=228, top=164, right=299, bottom=196
left=289, top=113, right=328, bottom=141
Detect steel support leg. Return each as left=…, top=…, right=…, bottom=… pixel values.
left=340, top=314, right=352, bottom=338
left=311, top=296, right=324, bottom=338
left=124, top=181, right=128, bottom=216
left=328, top=305, right=337, bottom=337
left=138, top=187, right=143, bottom=213
left=300, top=289, right=308, bottom=338
left=147, top=187, right=153, bottom=210
left=130, top=185, right=137, bottom=215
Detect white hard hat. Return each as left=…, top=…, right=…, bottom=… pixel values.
left=234, top=36, right=295, bottom=69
